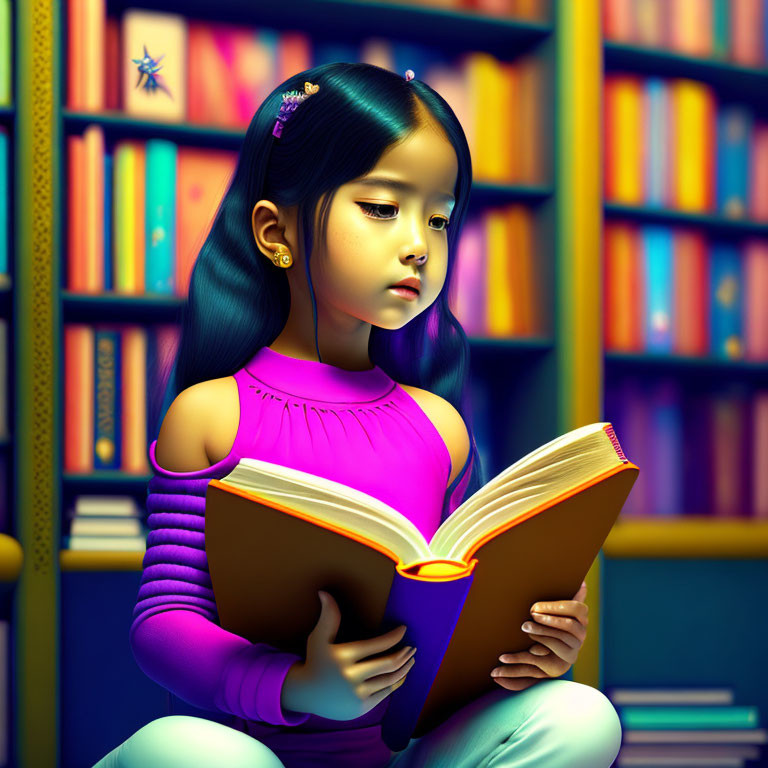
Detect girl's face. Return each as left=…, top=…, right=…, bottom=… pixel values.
left=312, top=121, right=458, bottom=331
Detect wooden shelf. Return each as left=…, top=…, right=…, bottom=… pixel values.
left=59, top=549, right=144, bottom=572
left=605, top=202, right=768, bottom=238
left=604, top=516, right=768, bottom=558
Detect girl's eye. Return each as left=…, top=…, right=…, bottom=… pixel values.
left=356, top=202, right=450, bottom=231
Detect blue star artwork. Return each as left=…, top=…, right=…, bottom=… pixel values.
left=131, top=44, right=174, bottom=99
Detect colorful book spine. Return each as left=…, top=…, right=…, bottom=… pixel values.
left=0, top=129, right=7, bottom=275
left=643, top=77, right=668, bottom=207
left=709, top=242, right=744, bottom=359
left=672, top=229, right=709, bottom=356
left=0, top=0, right=9, bottom=105
left=604, top=222, right=642, bottom=351
left=144, top=139, right=177, bottom=295
left=648, top=378, right=683, bottom=516
left=94, top=329, right=121, bottom=470
left=716, top=105, right=752, bottom=219
left=743, top=240, right=768, bottom=360
left=641, top=225, right=674, bottom=352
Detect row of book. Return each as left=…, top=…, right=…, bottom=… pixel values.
left=351, top=0, right=550, bottom=19
left=67, top=5, right=546, bottom=184
left=604, top=75, right=768, bottom=219
left=604, top=222, right=768, bottom=360
left=449, top=204, right=543, bottom=338
left=605, top=375, right=768, bottom=518
left=608, top=686, right=766, bottom=767
left=603, top=0, right=768, bottom=67
left=63, top=323, right=180, bottom=475
left=68, top=127, right=238, bottom=297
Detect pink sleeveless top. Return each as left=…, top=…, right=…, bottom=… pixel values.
left=225, top=345, right=470, bottom=539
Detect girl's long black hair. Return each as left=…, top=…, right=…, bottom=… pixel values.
left=152, top=61, right=485, bottom=500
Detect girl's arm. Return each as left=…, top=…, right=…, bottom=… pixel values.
left=129, top=387, right=310, bottom=727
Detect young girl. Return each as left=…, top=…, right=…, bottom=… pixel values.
left=92, top=62, right=622, bottom=768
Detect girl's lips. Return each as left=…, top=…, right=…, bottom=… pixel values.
left=388, top=286, right=419, bottom=301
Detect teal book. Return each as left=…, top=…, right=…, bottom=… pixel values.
left=641, top=225, right=673, bottom=352
left=712, top=0, right=730, bottom=59
left=144, top=139, right=177, bottom=295
left=710, top=241, right=743, bottom=360
left=618, top=706, right=760, bottom=730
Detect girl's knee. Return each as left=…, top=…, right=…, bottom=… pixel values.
left=539, top=680, right=622, bottom=764
left=115, top=715, right=286, bottom=768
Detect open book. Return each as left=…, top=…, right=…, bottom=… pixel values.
left=204, top=422, right=639, bottom=751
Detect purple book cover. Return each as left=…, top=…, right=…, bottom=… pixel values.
left=648, top=378, right=683, bottom=517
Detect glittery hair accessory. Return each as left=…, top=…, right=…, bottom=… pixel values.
left=404, top=69, right=415, bottom=81
left=272, top=81, right=320, bottom=138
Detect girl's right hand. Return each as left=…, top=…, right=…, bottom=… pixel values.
left=281, top=590, right=417, bottom=721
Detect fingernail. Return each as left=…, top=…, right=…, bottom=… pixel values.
left=522, top=622, right=533, bottom=631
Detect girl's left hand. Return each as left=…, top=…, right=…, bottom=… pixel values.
left=490, top=581, right=589, bottom=692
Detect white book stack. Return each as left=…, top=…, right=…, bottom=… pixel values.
left=64, top=495, right=146, bottom=551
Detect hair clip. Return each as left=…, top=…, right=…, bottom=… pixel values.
left=404, top=69, right=415, bottom=81
left=272, top=81, right=320, bottom=139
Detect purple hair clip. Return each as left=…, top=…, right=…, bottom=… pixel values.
left=272, top=81, right=320, bottom=139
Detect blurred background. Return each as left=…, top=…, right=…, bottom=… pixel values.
left=1, top=0, right=767, bottom=765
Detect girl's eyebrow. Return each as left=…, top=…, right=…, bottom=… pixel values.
left=355, top=176, right=455, bottom=203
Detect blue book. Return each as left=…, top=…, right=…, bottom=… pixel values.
left=93, top=329, right=121, bottom=470
left=144, top=139, right=177, bottom=295
left=643, top=78, right=667, bottom=207
left=104, top=152, right=112, bottom=291
left=0, top=128, right=7, bottom=275
left=716, top=105, right=752, bottom=219
left=641, top=226, right=673, bottom=353
left=710, top=241, right=743, bottom=359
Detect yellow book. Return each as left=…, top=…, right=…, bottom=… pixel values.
left=612, top=76, right=643, bottom=204
left=113, top=142, right=145, bottom=294
left=466, top=53, right=506, bottom=183
left=672, top=79, right=714, bottom=212
left=486, top=207, right=513, bottom=336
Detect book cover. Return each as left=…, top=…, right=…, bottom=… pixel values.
left=64, top=324, right=95, bottom=473
left=750, top=122, right=768, bottom=221
left=144, top=139, right=177, bottom=295
left=120, top=327, right=148, bottom=474
left=94, top=328, right=120, bottom=470
left=744, top=240, right=768, bottom=360
left=203, top=423, right=638, bottom=749
left=672, top=229, right=709, bottom=356
left=641, top=225, right=674, bottom=352
left=604, top=222, right=643, bottom=352
left=716, top=105, right=752, bottom=220
left=605, top=75, right=643, bottom=204
left=710, top=241, right=744, bottom=360
left=643, top=77, right=668, bottom=207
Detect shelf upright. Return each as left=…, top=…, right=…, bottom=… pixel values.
left=554, top=0, right=604, bottom=689
left=14, top=0, right=61, bottom=767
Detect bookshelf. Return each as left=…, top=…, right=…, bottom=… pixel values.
left=14, top=0, right=602, bottom=766
left=599, top=0, right=768, bottom=754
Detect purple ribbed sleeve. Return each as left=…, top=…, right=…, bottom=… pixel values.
left=129, top=447, right=311, bottom=727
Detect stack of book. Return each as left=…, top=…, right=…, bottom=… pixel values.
left=63, top=494, right=146, bottom=552
left=608, top=686, right=766, bottom=767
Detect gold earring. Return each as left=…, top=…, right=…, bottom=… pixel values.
left=271, top=244, right=293, bottom=268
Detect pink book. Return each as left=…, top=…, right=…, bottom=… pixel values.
left=450, top=217, right=485, bottom=337
left=672, top=228, right=710, bottom=356
left=731, top=0, right=764, bottom=66
left=743, top=239, right=768, bottom=360
left=602, top=0, right=634, bottom=42
left=752, top=390, right=768, bottom=517
left=749, top=123, right=768, bottom=221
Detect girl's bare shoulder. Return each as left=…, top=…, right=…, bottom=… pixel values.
left=153, top=376, right=239, bottom=472
left=397, top=384, right=470, bottom=487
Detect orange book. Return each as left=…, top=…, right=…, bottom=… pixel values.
left=506, top=205, right=537, bottom=335
left=203, top=422, right=638, bottom=751
left=672, top=229, right=709, bottom=355
left=669, top=0, right=713, bottom=57
left=82, top=125, right=105, bottom=292
left=604, top=222, right=642, bottom=351
left=731, top=0, right=764, bottom=67
left=517, top=55, right=544, bottom=184
left=82, top=0, right=105, bottom=111
left=175, top=148, right=238, bottom=297
left=602, top=0, right=634, bottom=41
left=499, top=61, right=518, bottom=183
left=63, top=324, right=94, bottom=473
left=120, top=326, right=148, bottom=474
left=67, top=135, right=85, bottom=291
left=67, top=0, right=84, bottom=109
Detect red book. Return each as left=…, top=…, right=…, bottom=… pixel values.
left=604, top=222, right=643, bottom=351
left=673, top=228, right=710, bottom=356
left=749, top=123, right=768, bottom=221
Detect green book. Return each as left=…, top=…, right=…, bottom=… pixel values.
left=712, top=0, right=730, bottom=60
left=0, top=0, right=10, bottom=105
left=618, top=706, right=759, bottom=730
